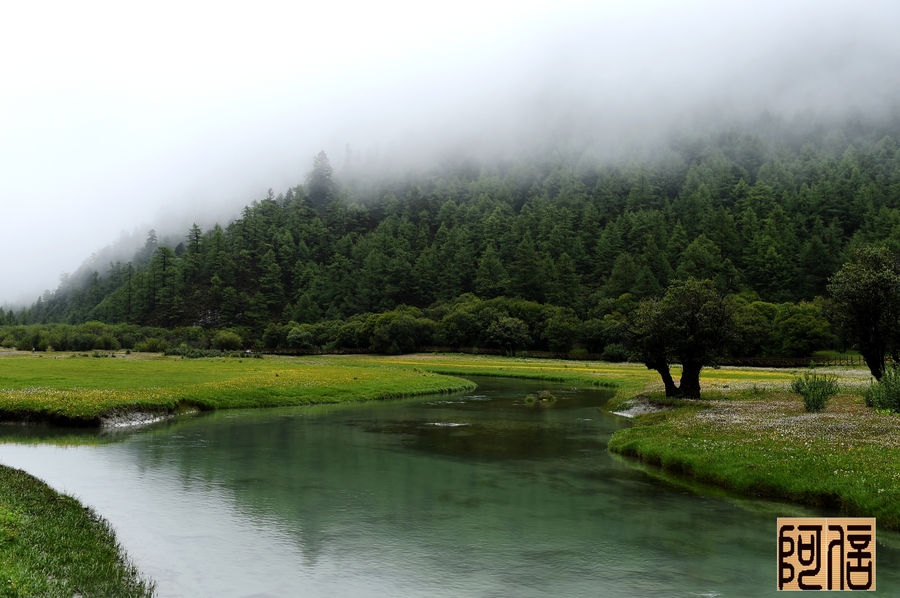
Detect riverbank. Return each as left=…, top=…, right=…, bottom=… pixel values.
left=0, top=464, right=154, bottom=597
left=0, top=352, right=475, bottom=426
left=607, top=385, right=900, bottom=529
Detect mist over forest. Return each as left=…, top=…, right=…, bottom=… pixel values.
left=0, top=102, right=898, bottom=361
left=2, top=1, right=900, bottom=359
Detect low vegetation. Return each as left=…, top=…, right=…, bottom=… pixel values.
left=347, top=353, right=655, bottom=397
left=0, top=353, right=474, bottom=425
left=791, top=370, right=840, bottom=412
left=0, top=465, right=154, bottom=597
left=608, top=382, right=900, bottom=529
left=863, top=365, right=900, bottom=413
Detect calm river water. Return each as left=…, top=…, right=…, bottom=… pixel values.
left=1, top=376, right=898, bottom=597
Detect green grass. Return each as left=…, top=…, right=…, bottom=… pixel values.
left=0, top=465, right=154, bottom=597
left=608, top=387, right=900, bottom=528
left=0, top=353, right=475, bottom=424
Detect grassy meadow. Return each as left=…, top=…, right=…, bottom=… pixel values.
left=0, top=351, right=475, bottom=424
left=341, top=353, right=656, bottom=396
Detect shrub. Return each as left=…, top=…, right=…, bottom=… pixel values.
left=485, top=316, right=531, bottom=353
left=791, top=371, right=840, bottom=412
left=286, top=324, right=317, bottom=349
left=542, top=310, right=580, bottom=353
left=212, top=331, right=244, bottom=351
left=863, top=366, right=900, bottom=412
left=601, top=343, right=629, bottom=362
left=134, top=337, right=169, bottom=353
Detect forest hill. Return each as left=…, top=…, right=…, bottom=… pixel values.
left=4, top=119, right=900, bottom=358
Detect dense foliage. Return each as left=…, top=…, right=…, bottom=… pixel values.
left=627, top=278, right=733, bottom=397
left=827, top=246, right=900, bottom=378
left=4, top=117, right=900, bottom=355
left=0, top=292, right=835, bottom=358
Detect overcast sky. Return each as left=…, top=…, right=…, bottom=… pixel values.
left=2, top=0, right=899, bottom=306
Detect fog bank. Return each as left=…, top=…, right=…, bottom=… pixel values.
left=2, top=0, right=898, bottom=304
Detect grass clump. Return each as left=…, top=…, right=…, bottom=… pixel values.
left=0, top=464, right=154, bottom=597
left=791, top=370, right=840, bottom=412
left=523, top=391, right=556, bottom=404
left=863, top=366, right=900, bottom=413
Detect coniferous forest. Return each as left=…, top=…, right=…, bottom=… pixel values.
left=3, top=115, right=900, bottom=357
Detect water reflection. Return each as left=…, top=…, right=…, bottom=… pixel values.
left=0, top=377, right=898, bottom=597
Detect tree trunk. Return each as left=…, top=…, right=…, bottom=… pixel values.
left=679, top=361, right=703, bottom=398
left=861, top=347, right=885, bottom=380
left=649, top=362, right=679, bottom=397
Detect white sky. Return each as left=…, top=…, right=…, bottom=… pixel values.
left=1, top=0, right=898, bottom=305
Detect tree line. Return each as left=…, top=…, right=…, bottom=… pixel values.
left=0, top=289, right=835, bottom=360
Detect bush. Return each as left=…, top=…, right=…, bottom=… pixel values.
left=791, top=371, right=840, bottom=412
left=134, top=337, right=169, bottom=353
left=212, top=331, right=244, bottom=351
left=485, top=316, right=531, bottom=353
left=542, top=310, right=580, bottom=353
left=863, top=366, right=900, bottom=412
left=286, top=324, right=318, bottom=349
left=601, top=343, right=629, bottom=362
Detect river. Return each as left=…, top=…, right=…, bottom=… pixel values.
left=1, top=376, right=897, bottom=596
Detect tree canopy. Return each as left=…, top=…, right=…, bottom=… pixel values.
left=627, top=278, right=734, bottom=398
left=827, top=246, right=900, bottom=379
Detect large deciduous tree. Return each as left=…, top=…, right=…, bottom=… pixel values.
left=627, top=278, right=734, bottom=398
left=827, top=246, right=900, bottom=380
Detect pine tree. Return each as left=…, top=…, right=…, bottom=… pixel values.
left=259, top=249, right=286, bottom=316
left=508, top=231, right=541, bottom=301
left=306, top=151, right=334, bottom=209
left=603, top=253, right=637, bottom=299
left=475, top=243, right=508, bottom=298
left=548, top=252, right=581, bottom=309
